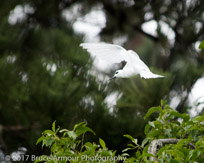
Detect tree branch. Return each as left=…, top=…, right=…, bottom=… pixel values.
left=148, top=138, right=195, bottom=161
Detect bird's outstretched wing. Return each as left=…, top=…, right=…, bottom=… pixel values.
left=80, top=43, right=128, bottom=65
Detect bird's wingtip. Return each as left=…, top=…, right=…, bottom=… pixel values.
left=157, top=75, right=166, bottom=78
left=140, top=72, right=166, bottom=79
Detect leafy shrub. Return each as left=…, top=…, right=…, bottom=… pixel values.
left=123, top=101, right=204, bottom=162
left=36, top=101, right=204, bottom=162
left=35, top=122, right=122, bottom=163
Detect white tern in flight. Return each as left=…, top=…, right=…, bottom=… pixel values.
left=80, top=43, right=165, bottom=80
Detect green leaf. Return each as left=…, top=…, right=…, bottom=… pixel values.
left=43, top=137, right=55, bottom=147
left=144, top=124, right=151, bottom=135
left=141, top=137, right=151, bottom=147
left=128, top=143, right=136, bottom=148
left=59, top=129, right=69, bottom=133
left=132, top=138, right=138, bottom=145
left=143, top=145, right=149, bottom=153
left=56, top=127, right=60, bottom=133
left=184, top=124, right=192, bottom=131
left=99, top=138, right=106, bottom=149
left=73, top=122, right=86, bottom=131
left=112, top=150, right=117, bottom=156
left=124, top=134, right=138, bottom=145
left=101, top=150, right=112, bottom=156
left=36, top=136, right=45, bottom=145
left=199, top=40, right=204, bottom=49
left=144, top=107, right=162, bottom=120
left=66, top=131, right=77, bottom=140
left=192, top=115, right=204, bottom=122
left=160, top=100, right=166, bottom=107
left=123, top=134, right=134, bottom=141
left=195, top=141, right=204, bottom=148
left=175, top=150, right=185, bottom=158
left=148, top=129, right=160, bottom=137
left=121, top=153, right=129, bottom=157
left=170, top=111, right=190, bottom=122
left=157, top=145, right=169, bottom=156
left=148, top=121, right=155, bottom=128
left=75, top=126, right=95, bottom=136
left=192, top=149, right=202, bottom=160
left=181, top=113, right=190, bottom=122
left=141, top=153, right=154, bottom=157
left=122, top=147, right=133, bottom=152
left=52, top=121, right=56, bottom=132
left=84, top=142, right=95, bottom=155
left=136, top=151, right=141, bottom=158
left=43, top=130, right=54, bottom=136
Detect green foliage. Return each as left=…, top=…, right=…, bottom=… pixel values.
left=35, top=122, right=119, bottom=163
left=124, top=101, right=204, bottom=162
left=36, top=102, right=204, bottom=162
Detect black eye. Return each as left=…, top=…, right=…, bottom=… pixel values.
left=116, top=72, right=118, bottom=74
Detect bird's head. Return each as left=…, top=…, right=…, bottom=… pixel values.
left=110, top=70, right=122, bottom=80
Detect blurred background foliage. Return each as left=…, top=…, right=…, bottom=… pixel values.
left=0, top=0, right=203, bottom=157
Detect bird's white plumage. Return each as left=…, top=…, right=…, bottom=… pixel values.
left=80, top=43, right=164, bottom=79
left=80, top=43, right=127, bottom=63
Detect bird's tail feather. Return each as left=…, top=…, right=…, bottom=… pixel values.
left=140, top=71, right=165, bottom=79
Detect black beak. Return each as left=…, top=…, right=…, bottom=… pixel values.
left=109, top=76, right=116, bottom=80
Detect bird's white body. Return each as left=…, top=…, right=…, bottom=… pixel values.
left=80, top=43, right=164, bottom=79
